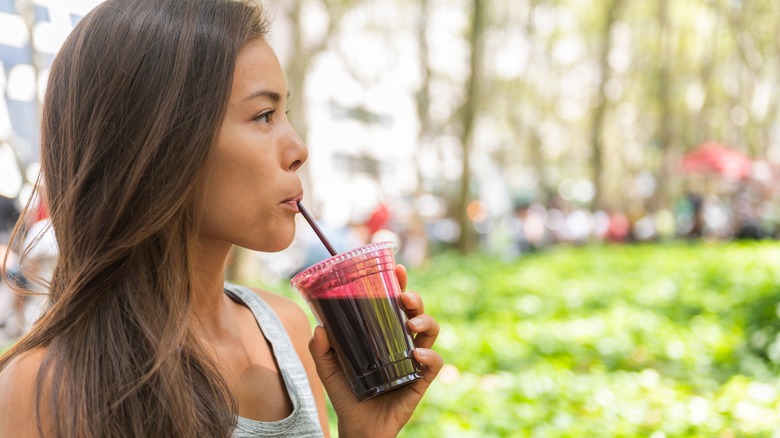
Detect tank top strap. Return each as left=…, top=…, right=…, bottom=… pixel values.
left=224, top=283, right=324, bottom=437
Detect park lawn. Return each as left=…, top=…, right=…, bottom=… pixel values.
left=393, top=241, right=780, bottom=437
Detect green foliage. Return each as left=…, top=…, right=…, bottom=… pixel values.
left=396, top=242, right=780, bottom=437
left=261, top=242, right=780, bottom=435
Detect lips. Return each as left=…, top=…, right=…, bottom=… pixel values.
left=282, top=192, right=303, bottom=204
left=281, top=192, right=303, bottom=212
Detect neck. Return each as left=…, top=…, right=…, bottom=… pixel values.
left=191, top=238, right=234, bottom=334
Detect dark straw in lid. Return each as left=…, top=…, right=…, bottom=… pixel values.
left=297, top=201, right=337, bottom=256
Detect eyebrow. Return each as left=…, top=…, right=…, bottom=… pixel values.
left=242, top=89, right=291, bottom=103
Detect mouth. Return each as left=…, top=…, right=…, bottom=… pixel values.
left=281, top=192, right=303, bottom=212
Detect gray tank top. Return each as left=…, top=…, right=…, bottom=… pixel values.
left=224, top=283, right=324, bottom=438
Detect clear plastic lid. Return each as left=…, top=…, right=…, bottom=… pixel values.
left=290, top=241, right=396, bottom=288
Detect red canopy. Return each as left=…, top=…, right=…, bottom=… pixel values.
left=681, top=142, right=753, bottom=180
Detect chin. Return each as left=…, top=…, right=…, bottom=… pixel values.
left=248, top=234, right=294, bottom=253
left=235, top=220, right=296, bottom=253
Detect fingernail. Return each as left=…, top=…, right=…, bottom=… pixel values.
left=409, top=317, right=422, bottom=329
left=415, top=348, right=429, bottom=359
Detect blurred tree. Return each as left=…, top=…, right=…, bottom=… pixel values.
left=454, top=0, right=486, bottom=253
left=590, top=0, right=625, bottom=211
left=283, top=0, right=358, bottom=195
left=692, top=5, right=721, bottom=146
left=260, top=0, right=780, bottom=258
left=651, top=0, right=673, bottom=210
left=495, top=0, right=551, bottom=203
left=412, top=0, right=433, bottom=258
left=718, top=0, right=780, bottom=158
left=516, top=0, right=553, bottom=203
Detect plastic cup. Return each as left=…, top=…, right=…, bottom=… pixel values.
left=291, top=241, right=422, bottom=401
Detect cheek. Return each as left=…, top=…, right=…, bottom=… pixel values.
left=201, top=159, right=260, bottom=215
left=197, top=175, right=252, bottom=240
left=198, top=204, right=233, bottom=241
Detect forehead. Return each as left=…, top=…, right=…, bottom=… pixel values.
left=230, top=39, right=286, bottom=99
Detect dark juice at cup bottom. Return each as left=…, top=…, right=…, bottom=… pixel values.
left=309, top=293, right=421, bottom=400
left=292, top=242, right=422, bottom=401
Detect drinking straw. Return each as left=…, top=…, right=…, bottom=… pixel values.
left=297, top=201, right=338, bottom=256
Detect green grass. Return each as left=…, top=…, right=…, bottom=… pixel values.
left=265, top=241, right=780, bottom=436
left=391, top=241, right=780, bottom=437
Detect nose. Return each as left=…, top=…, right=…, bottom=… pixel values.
left=285, top=127, right=308, bottom=172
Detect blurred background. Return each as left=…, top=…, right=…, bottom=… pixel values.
left=3, top=0, right=780, bottom=436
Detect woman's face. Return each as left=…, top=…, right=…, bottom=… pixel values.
left=199, top=38, right=308, bottom=252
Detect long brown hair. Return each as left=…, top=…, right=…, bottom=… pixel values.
left=1, top=0, right=269, bottom=436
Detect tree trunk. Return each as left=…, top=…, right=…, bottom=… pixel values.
left=695, top=26, right=717, bottom=146
left=512, top=0, right=544, bottom=203
left=590, top=0, right=624, bottom=211
left=455, top=0, right=486, bottom=253
left=652, top=0, right=673, bottom=211
left=410, top=0, right=433, bottom=263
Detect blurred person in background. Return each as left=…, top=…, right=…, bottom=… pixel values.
left=0, top=242, right=24, bottom=342
left=604, top=210, right=630, bottom=243
left=0, top=195, right=20, bottom=245
left=18, top=208, right=57, bottom=333
left=0, top=194, right=23, bottom=341
left=0, top=190, right=54, bottom=340
left=0, top=1, right=442, bottom=437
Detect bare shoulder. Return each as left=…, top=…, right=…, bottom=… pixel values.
left=249, top=288, right=313, bottom=340
left=0, top=347, right=50, bottom=436
left=243, top=288, right=330, bottom=435
left=0, top=347, right=48, bottom=396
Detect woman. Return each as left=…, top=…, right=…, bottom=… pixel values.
left=0, top=1, right=442, bottom=436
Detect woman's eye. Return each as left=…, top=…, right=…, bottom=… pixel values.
left=254, top=111, right=274, bottom=123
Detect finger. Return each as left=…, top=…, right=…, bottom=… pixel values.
left=400, top=291, right=424, bottom=317
left=394, top=264, right=408, bottom=291
left=408, top=314, right=439, bottom=349
left=412, top=348, right=444, bottom=388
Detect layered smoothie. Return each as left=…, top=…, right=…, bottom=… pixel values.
left=291, top=242, right=422, bottom=401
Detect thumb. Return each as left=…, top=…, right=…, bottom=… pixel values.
left=309, top=326, right=358, bottom=408
left=308, top=326, right=343, bottom=383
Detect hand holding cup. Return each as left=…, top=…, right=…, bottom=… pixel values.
left=307, top=264, right=443, bottom=438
